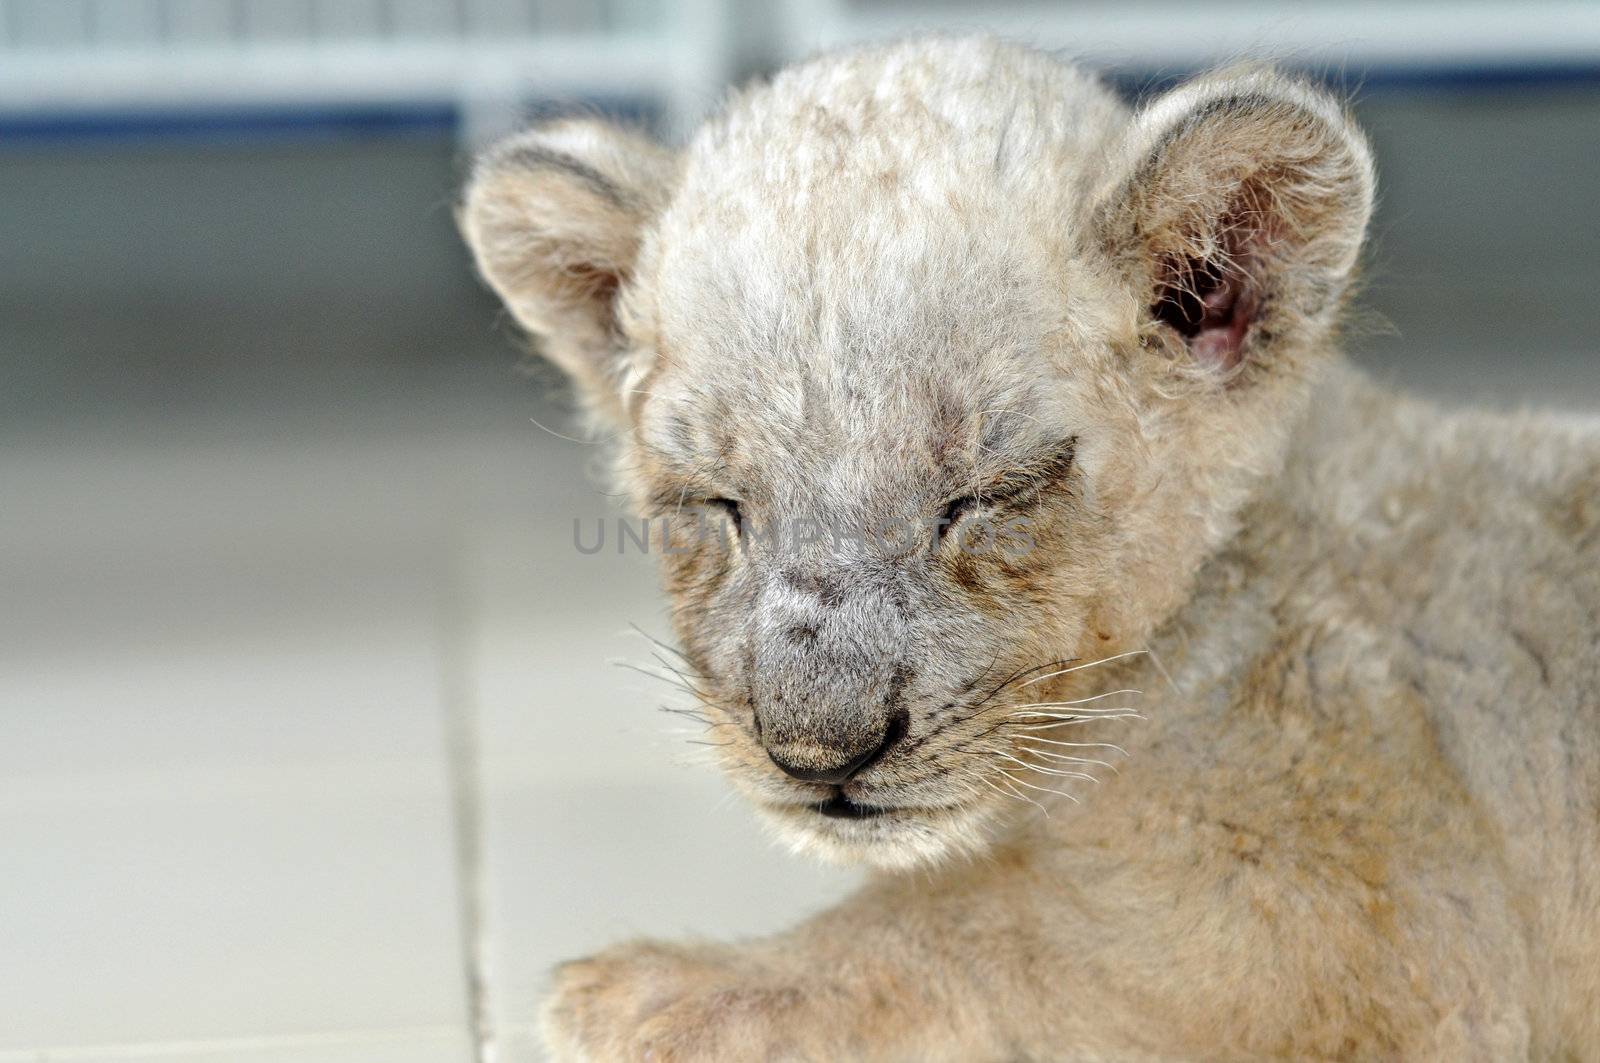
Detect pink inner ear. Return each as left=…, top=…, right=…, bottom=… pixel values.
left=1152, top=256, right=1258, bottom=372
left=1190, top=274, right=1256, bottom=370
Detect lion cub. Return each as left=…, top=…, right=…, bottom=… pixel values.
left=462, top=35, right=1600, bottom=1061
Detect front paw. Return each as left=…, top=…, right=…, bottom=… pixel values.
left=539, top=939, right=832, bottom=1062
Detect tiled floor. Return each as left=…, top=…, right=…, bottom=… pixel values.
left=0, top=433, right=475, bottom=1058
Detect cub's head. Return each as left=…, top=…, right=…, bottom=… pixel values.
left=462, top=39, right=1372, bottom=869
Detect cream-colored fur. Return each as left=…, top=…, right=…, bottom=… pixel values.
left=462, top=35, right=1600, bottom=1060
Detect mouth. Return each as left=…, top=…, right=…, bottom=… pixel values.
left=756, top=789, right=990, bottom=869
left=810, top=790, right=891, bottom=819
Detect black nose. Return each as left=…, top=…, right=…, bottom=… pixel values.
left=766, top=711, right=909, bottom=784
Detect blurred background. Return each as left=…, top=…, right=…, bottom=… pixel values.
left=2, top=2, right=1597, bottom=1060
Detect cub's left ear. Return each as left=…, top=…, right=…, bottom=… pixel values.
left=1098, top=70, right=1374, bottom=374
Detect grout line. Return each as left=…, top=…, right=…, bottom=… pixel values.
left=439, top=530, right=498, bottom=1063
left=0, top=1026, right=465, bottom=1061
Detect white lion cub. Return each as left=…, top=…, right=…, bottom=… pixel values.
left=462, top=35, right=1600, bottom=1061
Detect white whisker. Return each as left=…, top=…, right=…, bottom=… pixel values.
left=975, top=771, right=1032, bottom=807
left=986, top=749, right=1100, bottom=783
left=1007, top=688, right=1142, bottom=709
left=1019, top=649, right=1150, bottom=688
left=1021, top=747, right=1118, bottom=773
left=1010, top=712, right=1145, bottom=730
left=1001, top=772, right=1081, bottom=804
left=611, top=659, right=698, bottom=692
left=1009, top=705, right=1144, bottom=718
left=988, top=771, right=1045, bottom=812
left=1145, top=647, right=1184, bottom=695
left=1015, top=735, right=1129, bottom=755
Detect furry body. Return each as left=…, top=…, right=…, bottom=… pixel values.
left=461, top=35, right=1600, bottom=1060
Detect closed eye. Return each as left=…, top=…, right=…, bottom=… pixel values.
left=984, top=436, right=1078, bottom=507
left=706, top=497, right=743, bottom=538
left=936, top=435, right=1078, bottom=545
left=935, top=494, right=980, bottom=544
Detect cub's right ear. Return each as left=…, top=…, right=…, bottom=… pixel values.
left=459, top=120, right=678, bottom=422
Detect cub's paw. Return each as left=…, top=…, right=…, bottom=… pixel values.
left=539, top=939, right=837, bottom=1061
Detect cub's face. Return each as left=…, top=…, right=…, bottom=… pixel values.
left=462, top=42, right=1371, bottom=867
left=631, top=225, right=1124, bottom=865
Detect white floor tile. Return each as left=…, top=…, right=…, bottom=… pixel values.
left=0, top=1027, right=474, bottom=1063
left=0, top=437, right=474, bottom=1051
left=0, top=761, right=468, bottom=1048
